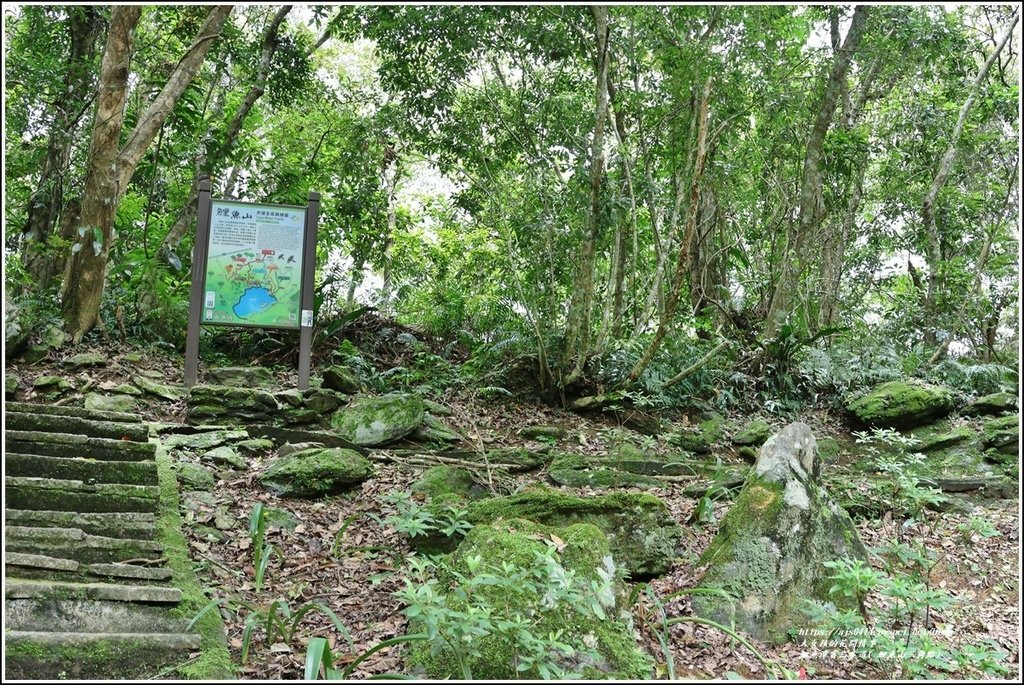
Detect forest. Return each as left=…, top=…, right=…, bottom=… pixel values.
left=2, top=3, right=1021, bottom=682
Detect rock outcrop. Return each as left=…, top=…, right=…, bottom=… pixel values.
left=692, top=422, right=869, bottom=642
left=846, top=379, right=955, bottom=429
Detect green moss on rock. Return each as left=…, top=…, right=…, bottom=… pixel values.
left=411, top=466, right=484, bottom=501
left=406, top=519, right=652, bottom=680
left=464, top=487, right=681, bottom=579
left=963, top=392, right=1018, bottom=417
left=330, top=393, right=424, bottom=446
left=845, top=380, right=954, bottom=429
left=258, top=447, right=373, bottom=497
left=732, top=419, right=772, bottom=446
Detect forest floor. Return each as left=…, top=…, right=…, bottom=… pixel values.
left=3, top=340, right=1020, bottom=680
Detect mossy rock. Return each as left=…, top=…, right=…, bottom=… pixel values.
left=84, top=393, right=137, bottom=413
left=962, top=392, right=1018, bottom=417
left=519, top=425, right=568, bottom=441
left=264, top=507, right=301, bottom=531
left=406, top=519, right=653, bottom=680
left=732, top=419, right=772, bottom=446
left=6, top=374, right=20, bottom=397
left=411, top=414, right=461, bottom=443
left=330, top=393, right=424, bottom=446
left=698, top=414, right=728, bottom=444
left=411, top=466, right=487, bottom=501
left=915, top=426, right=975, bottom=453
left=258, top=447, right=373, bottom=497
left=845, top=379, right=955, bottom=429
left=187, top=384, right=279, bottom=424
left=693, top=422, right=869, bottom=642
left=665, top=429, right=712, bottom=454
left=134, top=375, right=184, bottom=401
left=201, top=445, right=246, bottom=471
left=205, top=366, right=275, bottom=388
left=303, top=388, right=343, bottom=414
left=33, top=375, right=73, bottom=391
left=174, top=462, right=216, bottom=491
left=548, top=454, right=665, bottom=490
left=64, top=351, right=106, bottom=369
left=322, top=365, right=361, bottom=394
left=464, top=487, right=681, bottom=579
left=980, top=414, right=1018, bottom=456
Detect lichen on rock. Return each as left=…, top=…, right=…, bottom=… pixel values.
left=693, top=421, right=869, bottom=642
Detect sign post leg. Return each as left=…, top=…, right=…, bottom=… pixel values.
left=184, top=179, right=213, bottom=388
left=297, top=191, right=320, bottom=391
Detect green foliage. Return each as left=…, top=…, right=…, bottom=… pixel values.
left=807, top=558, right=1009, bottom=678
left=382, top=491, right=472, bottom=540
left=854, top=428, right=945, bottom=532
left=394, top=547, right=612, bottom=679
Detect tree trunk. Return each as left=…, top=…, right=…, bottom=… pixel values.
left=61, top=6, right=233, bottom=341
left=920, top=9, right=1018, bottom=346
left=764, top=5, right=869, bottom=339
left=60, top=6, right=143, bottom=340
left=21, top=6, right=102, bottom=290
left=559, top=5, right=610, bottom=389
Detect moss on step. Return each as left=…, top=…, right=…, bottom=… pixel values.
left=155, top=445, right=236, bottom=679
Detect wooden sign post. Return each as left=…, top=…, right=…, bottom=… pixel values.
left=184, top=180, right=320, bottom=389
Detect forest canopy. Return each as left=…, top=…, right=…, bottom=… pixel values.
left=3, top=3, right=1020, bottom=407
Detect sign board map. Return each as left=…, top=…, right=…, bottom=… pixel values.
left=201, top=200, right=306, bottom=328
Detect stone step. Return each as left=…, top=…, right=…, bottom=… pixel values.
left=6, top=526, right=163, bottom=566
left=4, top=630, right=201, bottom=680
left=5, top=554, right=172, bottom=586
left=5, top=477, right=159, bottom=514
left=6, top=452, right=157, bottom=485
left=5, top=430, right=156, bottom=461
left=5, top=411, right=150, bottom=442
left=5, top=579, right=182, bottom=604
left=5, top=552, right=80, bottom=574
left=5, top=510, right=156, bottom=539
left=5, top=400, right=142, bottom=424
left=5, top=598, right=189, bottom=633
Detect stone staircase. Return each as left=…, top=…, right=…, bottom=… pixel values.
left=4, top=401, right=201, bottom=679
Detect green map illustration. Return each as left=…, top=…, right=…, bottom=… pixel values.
left=202, top=202, right=305, bottom=328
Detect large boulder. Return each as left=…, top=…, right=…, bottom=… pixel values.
left=258, top=447, right=373, bottom=497
left=980, top=414, right=1019, bottom=462
left=963, top=392, right=1018, bottom=417
left=4, top=295, right=30, bottom=359
left=692, top=422, right=869, bottom=642
left=845, top=380, right=954, bottom=429
left=406, top=519, right=653, bottom=679
left=330, top=394, right=424, bottom=446
left=461, top=487, right=682, bottom=579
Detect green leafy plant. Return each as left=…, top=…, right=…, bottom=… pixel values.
left=393, top=546, right=614, bottom=679
left=249, top=503, right=278, bottom=593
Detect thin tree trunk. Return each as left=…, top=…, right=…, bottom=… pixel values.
left=560, top=5, right=610, bottom=389
left=61, top=6, right=233, bottom=341
left=764, top=6, right=869, bottom=339
left=21, top=6, right=102, bottom=290
left=920, top=9, right=1018, bottom=346
left=619, top=77, right=712, bottom=389
left=158, top=6, right=291, bottom=256
left=379, top=151, right=400, bottom=311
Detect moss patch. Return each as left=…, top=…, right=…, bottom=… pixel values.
left=845, top=379, right=955, bottom=429
left=464, top=486, right=681, bottom=579
left=258, top=447, right=373, bottom=497
left=330, top=393, right=425, bottom=446
left=406, top=519, right=652, bottom=680
left=155, top=445, right=235, bottom=679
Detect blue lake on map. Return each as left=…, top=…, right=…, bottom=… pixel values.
left=233, top=286, right=277, bottom=319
